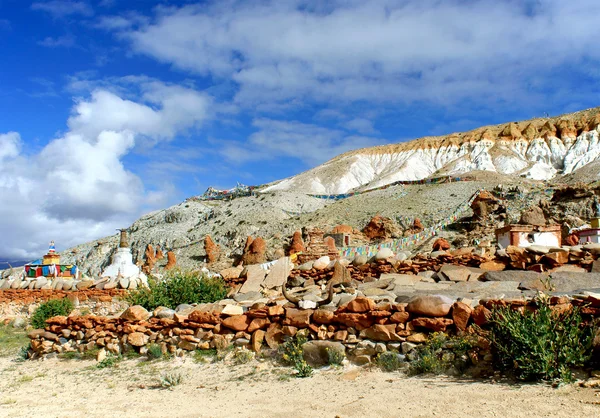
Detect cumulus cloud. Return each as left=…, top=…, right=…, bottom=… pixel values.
left=31, top=1, right=93, bottom=18
left=114, top=0, right=600, bottom=110
left=219, top=118, right=382, bottom=165
left=0, top=80, right=211, bottom=259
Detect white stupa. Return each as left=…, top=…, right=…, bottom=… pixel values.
left=101, top=229, right=148, bottom=286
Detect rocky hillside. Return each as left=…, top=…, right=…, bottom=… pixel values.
left=21, top=107, right=600, bottom=278
left=264, top=107, right=600, bottom=194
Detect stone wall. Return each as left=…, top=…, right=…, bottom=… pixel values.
left=25, top=294, right=600, bottom=367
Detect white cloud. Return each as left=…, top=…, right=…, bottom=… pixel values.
left=114, top=0, right=600, bottom=110
left=343, top=118, right=379, bottom=135
left=38, top=34, right=76, bottom=48
left=0, top=80, right=212, bottom=259
left=31, top=1, right=93, bottom=18
left=219, top=118, right=382, bottom=165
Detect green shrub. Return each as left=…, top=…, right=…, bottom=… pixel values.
left=160, top=372, right=183, bottom=388
left=280, top=334, right=313, bottom=378
left=233, top=348, right=254, bottom=365
left=409, top=333, right=476, bottom=376
left=326, top=347, right=345, bottom=366
left=146, top=344, right=165, bottom=360
left=377, top=351, right=404, bottom=372
left=125, top=271, right=228, bottom=310
left=96, top=353, right=122, bottom=369
left=31, top=298, right=73, bottom=329
left=487, top=298, right=594, bottom=383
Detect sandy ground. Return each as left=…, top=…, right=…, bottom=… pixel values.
left=1, top=354, right=599, bottom=418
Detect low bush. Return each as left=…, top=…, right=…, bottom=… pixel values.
left=96, top=353, right=122, bottom=369
left=160, top=372, right=183, bottom=389
left=31, top=298, right=73, bottom=329
left=376, top=351, right=404, bottom=372
left=280, top=334, right=313, bottom=378
left=146, top=343, right=165, bottom=360
left=326, top=347, right=345, bottom=366
left=487, top=297, right=594, bottom=383
left=125, top=271, right=228, bottom=310
left=409, top=333, right=476, bottom=376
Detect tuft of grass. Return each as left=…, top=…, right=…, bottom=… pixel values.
left=194, top=348, right=218, bottom=363
left=326, top=347, right=345, bottom=366
left=159, top=372, right=183, bottom=389
left=409, top=333, right=476, bottom=376
left=486, top=296, right=594, bottom=383
left=96, top=353, right=122, bottom=369
left=146, top=344, right=165, bottom=360
left=31, top=298, right=73, bottom=329
left=377, top=352, right=404, bottom=372
left=125, top=270, right=228, bottom=310
left=279, top=334, right=312, bottom=378
left=0, top=326, right=29, bottom=358
left=232, top=348, right=254, bottom=365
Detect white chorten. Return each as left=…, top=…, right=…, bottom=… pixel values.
left=101, top=229, right=148, bottom=285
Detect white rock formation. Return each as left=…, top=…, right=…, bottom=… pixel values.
left=263, top=109, right=600, bottom=194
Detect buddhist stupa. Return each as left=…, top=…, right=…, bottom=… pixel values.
left=101, top=229, right=148, bottom=285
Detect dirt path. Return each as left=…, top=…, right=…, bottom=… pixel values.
left=1, top=355, right=599, bottom=418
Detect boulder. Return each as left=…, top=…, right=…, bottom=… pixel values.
left=406, top=295, right=454, bottom=317
left=288, top=231, right=305, bottom=255
left=411, top=317, right=453, bottom=332
left=242, top=236, right=267, bottom=265
left=239, top=265, right=266, bottom=293
left=375, top=248, right=394, bottom=260
left=452, top=302, right=472, bottom=331
left=432, top=238, right=451, bottom=251
left=343, top=297, right=376, bottom=313
left=222, top=315, right=250, bottom=332
left=220, top=266, right=244, bottom=280
left=165, top=251, right=177, bottom=270
left=362, top=214, right=401, bottom=240
left=519, top=206, right=546, bottom=226
left=313, top=256, right=331, bottom=270
left=205, top=235, right=221, bottom=263
left=352, top=255, right=368, bottom=266
left=128, top=332, right=149, bottom=347
left=221, top=305, right=244, bottom=316
left=120, top=305, right=150, bottom=322
left=330, top=261, right=351, bottom=284
left=263, top=257, right=292, bottom=289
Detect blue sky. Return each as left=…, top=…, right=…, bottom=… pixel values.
left=1, top=0, right=600, bottom=259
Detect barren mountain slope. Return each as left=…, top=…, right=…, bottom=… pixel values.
left=264, top=107, right=600, bottom=194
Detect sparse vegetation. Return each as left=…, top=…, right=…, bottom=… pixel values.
left=486, top=297, right=594, bottom=383
left=409, top=333, right=477, bottom=376
left=376, top=351, right=404, bottom=372
left=0, top=326, right=29, bottom=358
left=146, top=344, right=165, bottom=360
left=96, top=353, right=122, bottom=369
left=194, top=348, right=218, bottom=363
left=159, top=372, right=183, bottom=389
left=125, top=270, right=228, bottom=310
left=280, top=334, right=313, bottom=378
left=232, top=348, right=254, bottom=365
left=31, top=298, right=73, bottom=329
left=326, top=347, right=345, bottom=366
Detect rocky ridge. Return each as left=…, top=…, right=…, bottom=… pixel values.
left=264, top=107, right=600, bottom=194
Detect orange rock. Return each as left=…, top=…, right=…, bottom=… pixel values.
left=288, top=231, right=305, bottom=255
left=324, top=236, right=337, bottom=252
left=344, top=297, right=376, bottom=313
left=331, top=224, right=353, bottom=234
left=389, top=311, right=410, bottom=324
left=242, top=236, right=267, bottom=265
left=251, top=329, right=265, bottom=352
left=247, top=317, right=270, bottom=333
left=120, top=305, right=150, bottom=322
left=155, top=247, right=164, bottom=260
left=204, top=235, right=220, bottom=264
left=362, top=214, right=401, bottom=240
left=360, top=324, right=402, bottom=341
left=312, top=309, right=335, bottom=324
left=472, top=305, right=491, bottom=326
left=333, top=313, right=374, bottom=330
left=452, top=302, right=472, bottom=332
left=222, top=315, right=250, bottom=331
left=411, top=317, right=454, bottom=332
left=479, top=260, right=507, bottom=271
left=283, top=308, right=313, bottom=327
left=565, top=234, right=579, bottom=246
left=188, top=311, right=220, bottom=324
left=165, top=251, right=177, bottom=270
left=432, top=238, right=450, bottom=251
left=412, top=218, right=424, bottom=232
left=265, top=323, right=284, bottom=349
